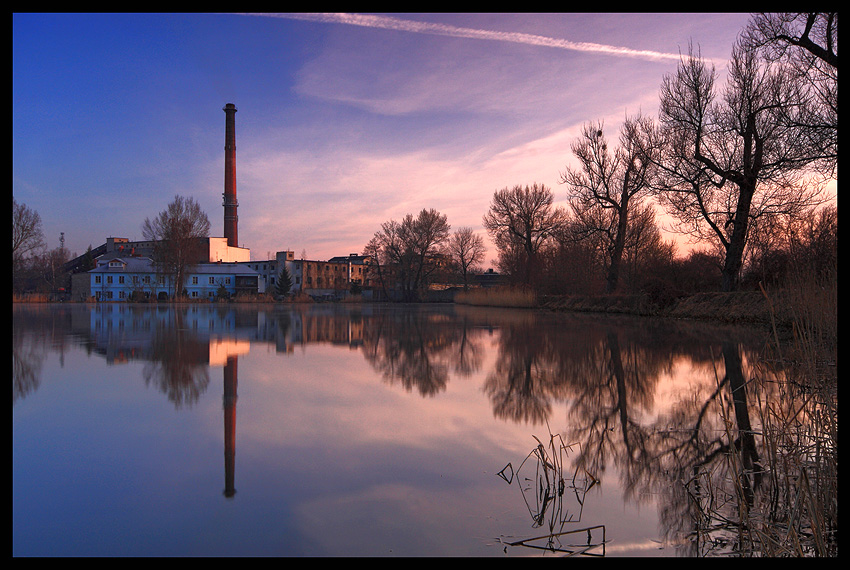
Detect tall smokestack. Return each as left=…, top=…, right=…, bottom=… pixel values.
left=223, top=103, right=238, bottom=248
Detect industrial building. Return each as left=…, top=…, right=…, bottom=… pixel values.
left=64, top=103, right=378, bottom=302
left=87, top=256, right=259, bottom=301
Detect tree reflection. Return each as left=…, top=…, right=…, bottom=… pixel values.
left=13, top=318, right=47, bottom=403
left=13, top=304, right=90, bottom=404
left=483, top=317, right=557, bottom=424
left=482, top=311, right=797, bottom=555
left=141, top=308, right=210, bottom=408
left=360, top=307, right=484, bottom=396
left=557, top=326, right=670, bottom=490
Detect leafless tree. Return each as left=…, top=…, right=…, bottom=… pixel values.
left=447, top=227, right=486, bottom=289
left=740, top=13, right=838, bottom=176
left=141, top=195, right=210, bottom=299
left=482, top=183, right=567, bottom=287
left=561, top=115, right=660, bottom=293
left=654, top=42, right=826, bottom=291
left=12, top=198, right=44, bottom=266
left=13, top=198, right=47, bottom=293
left=365, top=208, right=451, bottom=301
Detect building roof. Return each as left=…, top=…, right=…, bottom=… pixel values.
left=90, top=257, right=156, bottom=273
left=328, top=254, right=373, bottom=264
left=89, top=257, right=259, bottom=276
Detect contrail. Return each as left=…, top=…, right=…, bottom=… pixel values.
left=241, top=13, right=684, bottom=62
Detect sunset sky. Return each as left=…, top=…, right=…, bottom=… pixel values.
left=14, top=13, right=755, bottom=265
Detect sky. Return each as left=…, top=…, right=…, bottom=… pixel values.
left=14, top=12, right=756, bottom=265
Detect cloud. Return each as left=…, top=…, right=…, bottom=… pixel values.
left=243, top=13, right=685, bottom=63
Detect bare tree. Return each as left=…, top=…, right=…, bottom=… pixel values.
left=447, top=227, right=486, bottom=289
left=12, top=198, right=44, bottom=265
left=561, top=115, right=659, bottom=293
left=141, top=195, right=210, bottom=299
left=13, top=198, right=47, bottom=294
left=365, top=208, right=450, bottom=302
left=654, top=42, right=826, bottom=291
left=482, top=183, right=566, bottom=287
left=740, top=13, right=838, bottom=176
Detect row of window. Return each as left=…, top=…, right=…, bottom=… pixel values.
left=94, top=274, right=233, bottom=286
left=95, top=289, right=228, bottom=300
left=95, top=274, right=161, bottom=285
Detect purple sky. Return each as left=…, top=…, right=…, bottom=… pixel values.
left=15, top=13, right=759, bottom=265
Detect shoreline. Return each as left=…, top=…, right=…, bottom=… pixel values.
left=10, top=288, right=816, bottom=330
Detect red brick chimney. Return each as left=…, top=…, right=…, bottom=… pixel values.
left=223, top=103, right=238, bottom=248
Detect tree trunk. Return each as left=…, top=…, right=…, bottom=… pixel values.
left=606, top=176, right=631, bottom=294
left=720, top=181, right=756, bottom=292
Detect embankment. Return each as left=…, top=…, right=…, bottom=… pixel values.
left=540, top=290, right=795, bottom=327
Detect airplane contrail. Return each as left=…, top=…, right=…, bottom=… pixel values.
left=241, top=13, right=685, bottom=63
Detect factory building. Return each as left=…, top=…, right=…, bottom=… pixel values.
left=63, top=103, right=399, bottom=302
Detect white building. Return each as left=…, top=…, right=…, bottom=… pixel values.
left=88, top=256, right=259, bottom=301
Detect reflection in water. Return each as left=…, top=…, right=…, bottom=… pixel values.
left=142, top=309, right=211, bottom=408
left=223, top=355, right=238, bottom=499
left=12, top=303, right=833, bottom=556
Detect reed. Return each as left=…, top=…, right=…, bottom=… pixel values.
left=454, top=286, right=537, bottom=308
left=12, top=293, right=49, bottom=303
left=689, top=270, right=838, bottom=556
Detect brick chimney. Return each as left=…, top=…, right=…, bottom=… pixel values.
left=223, top=103, right=238, bottom=248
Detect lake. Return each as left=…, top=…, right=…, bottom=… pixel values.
left=13, top=302, right=782, bottom=557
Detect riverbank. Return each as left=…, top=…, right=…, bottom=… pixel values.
left=457, top=281, right=836, bottom=336
left=455, top=287, right=782, bottom=324
left=14, top=281, right=831, bottom=332
left=541, top=290, right=783, bottom=325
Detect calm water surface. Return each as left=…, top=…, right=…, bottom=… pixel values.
left=13, top=302, right=774, bottom=557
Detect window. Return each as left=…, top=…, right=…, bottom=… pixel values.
left=192, top=276, right=198, bottom=285
left=119, top=276, right=125, bottom=284
left=95, top=275, right=101, bottom=284
left=209, top=277, right=215, bottom=285
left=107, top=276, right=113, bottom=284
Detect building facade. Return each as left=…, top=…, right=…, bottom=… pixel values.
left=245, top=251, right=376, bottom=299
left=87, top=256, right=259, bottom=301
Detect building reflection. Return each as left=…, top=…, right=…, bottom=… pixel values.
left=41, top=304, right=383, bottom=501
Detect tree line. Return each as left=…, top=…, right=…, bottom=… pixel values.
left=14, top=14, right=837, bottom=303
left=364, top=13, right=837, bottom=301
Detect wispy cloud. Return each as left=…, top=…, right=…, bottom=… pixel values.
left=241, top=13, right=684, bottom=62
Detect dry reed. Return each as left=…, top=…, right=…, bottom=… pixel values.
left=454, top=286, right=537, bottom=308
left=686, top=271, right=837, bottom=557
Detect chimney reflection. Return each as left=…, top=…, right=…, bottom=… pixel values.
left=223, top=355, right=238, bottom=499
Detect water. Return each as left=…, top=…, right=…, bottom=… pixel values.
left=13, top=302, right=774, bottom=557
